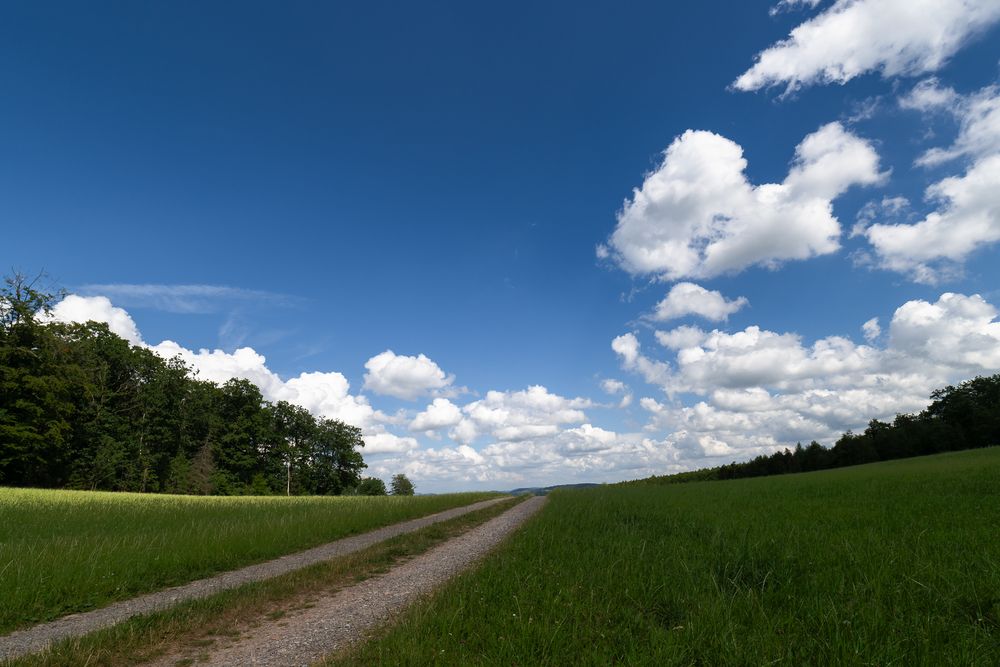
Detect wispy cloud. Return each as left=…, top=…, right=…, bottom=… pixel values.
left=76, top=283, right=302, bottom=314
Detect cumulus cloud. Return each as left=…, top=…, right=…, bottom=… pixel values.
left=460, top=386, right=592, bottom=443
left=47, top=295, right=144, bottom=345
left=911, top=83, right=1000, bottom=167
left=600, top=378, right=633, bottom=408
left=652, top=282, right=748, bottom=322
left=889, top=292, right=1000, bottom=370
left=863, top=83, right=1000, bottom=282
left=363, top=350, right=455, bottom=401
left=865, top=154, right=1000, bottom=282
left=601, top=379, right=627, bottom=394
left=655, top=325, right=707, bottom=350
left=409, top=398, right=463, bottom=432
left=734, top=0, right=1000, bottom=94
left=612, top=333, right=672, bottom=388
left=604, top=123, right=883, bottom=280
left=862, top=317, right=881, bottom=342
left=615, top=292, right=1000, bottom=459
left=363, top=432, right=420, bottom=454
left=898, top=77, right=960, bottom=113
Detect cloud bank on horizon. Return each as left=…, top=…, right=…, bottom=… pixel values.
left=49, top=285, right=1000, bottom=490
left=37, top=0, right=1000, bottom=492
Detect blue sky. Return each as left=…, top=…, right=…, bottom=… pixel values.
left=5, top=1, right=1000, bottom=491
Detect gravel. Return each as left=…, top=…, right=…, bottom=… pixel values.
left=156, top=495, right=547, bottom=667
left=0, top=496, right=512, bottom=662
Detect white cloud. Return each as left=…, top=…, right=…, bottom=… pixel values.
left=898, top=77, right=959, bottom=112
left=362, top=350, right=455, bottom=401
left=734, top=0, right=1000, bottom=94
left=460, top=386, right=592, bottom=443
left=409, top=398, right=463, bottom=432
left=612, top=333, right=672, bottom=388
left=770, top=0, right=822, bottom=16
left=865, top=154, right=1000, bottom=282
left=912, top=83, right=1000, bottom=167
left=862, top=317, right=881, bottom=342
left=77, top=283, right=296, bottom=314
left=615, top=292, right=1000, bottom=460
left=604, top=123, right=883, bottom=280
left=655, top=325, right=707, bottom=350
left=866, top=83, right=1000, bottom=282
left=652, top=282, right=748, bottom=322
left=889, top=292, right=1000, bottom=370
left=47, top=295, right=144, bottom=345
left=363, top=432, right=420, bottom=454
left=601, top=379, right=627, bottom=394
left=600, top=379, right=633, bottom=408
left=852, top=196, right=910, bottom=238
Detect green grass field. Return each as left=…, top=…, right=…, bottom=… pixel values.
left=338, top=449, right=1000, bottom=665
left=0, top=488, right=497, bottom=634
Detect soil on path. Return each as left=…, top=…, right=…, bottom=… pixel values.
left=0, top=496, right=511, bottom=663
left=154, top=495, right=547, bottom=667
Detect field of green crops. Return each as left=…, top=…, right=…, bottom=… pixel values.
left=0, top=488, right=497, bottom=634
left=339, top=448, right=1000, bottom=665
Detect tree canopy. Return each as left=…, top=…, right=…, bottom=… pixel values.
left=357, top=477, right=387, bottom=496
left=0, top=274, right=367, bottom=495
left=390, top=473, right=415, bottom=496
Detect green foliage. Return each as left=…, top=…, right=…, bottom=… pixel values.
left=0, top=274, right=76, bottom=487
left=340, top=449, right=1000, bottom=665
left=390, top=473, right=415, bottom=496
left=357, top=477, right=387, bottom=496
left=0, top=273, right=367, bottom=495
left=0, top=488, right=500, bottom=633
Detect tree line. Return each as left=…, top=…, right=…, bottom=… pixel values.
left=0, top=273, right=409, bottom=496
left=637, top=373, right=1000, bottom=485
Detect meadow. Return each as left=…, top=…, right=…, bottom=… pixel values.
left=0, top=488, right=497, bottom=634
left=338, top=448, right=1000, bottom=665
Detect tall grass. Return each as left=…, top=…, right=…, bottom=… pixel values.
left=338, top=449, right=1000, bottom=665
left=0, top=488, right=497, bottom=634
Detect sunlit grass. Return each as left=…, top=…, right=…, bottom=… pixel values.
left=0, top=488, right=498, bottom=634
left=336, top=449, right=1000, bottom=665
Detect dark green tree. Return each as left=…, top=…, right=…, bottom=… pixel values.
left=357, top=476, right=387, bottom=496
left=390, top=473, right=415, bottom=496
left=0, top=274, right=78, bottom=487
left=309, top=419, right=366, bottom=495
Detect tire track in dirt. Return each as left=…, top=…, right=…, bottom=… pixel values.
left=157, top=495, right=547, bottom=667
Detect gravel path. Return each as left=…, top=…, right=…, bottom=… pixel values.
left=155, top=495, right=546, bottom=667
left=0, top=496, right=512, bottom=662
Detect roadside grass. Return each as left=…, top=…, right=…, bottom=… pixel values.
left=4, top=496, right=525, bottom=667
left=0, top=488, right=499, bottom=634
left=334, top=448, right=1000, bottom=665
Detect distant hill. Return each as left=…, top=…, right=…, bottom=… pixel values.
left=504, top=483, right=601, bottom=496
